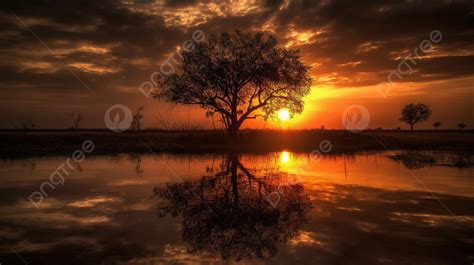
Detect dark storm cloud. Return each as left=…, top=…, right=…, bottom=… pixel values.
left=1, top=0, right=186, bottom=94
left=261, top=0, right=286, bottom=9
left=1, top=0, right=473, bottom=93
left=268, top=0, right=474, bottom=86
left=163, top=0, right=198, bottom=7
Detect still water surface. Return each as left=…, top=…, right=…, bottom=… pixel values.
left=0, top=152, right=472, bottom=264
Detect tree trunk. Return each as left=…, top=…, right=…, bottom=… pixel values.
left=410, top=123, right=413, bottom=131
left=228, top=125, right=239, bottom=139
left=228, top=116, right=240, bottom=140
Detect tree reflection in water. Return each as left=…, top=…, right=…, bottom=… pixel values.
left=153, top=154, right=313, bottom=261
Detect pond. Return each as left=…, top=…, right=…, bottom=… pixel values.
left=0, top=151, right=472, bottom=264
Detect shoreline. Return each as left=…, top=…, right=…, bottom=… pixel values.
left=1, top=130, right=472, bottom=158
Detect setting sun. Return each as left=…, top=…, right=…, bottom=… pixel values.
left=278, top=109, right=290, bottom=121
left=280, top=151, right=290, bottom=163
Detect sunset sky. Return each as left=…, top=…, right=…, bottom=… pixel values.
left=1, top=0, right=473, bottom=130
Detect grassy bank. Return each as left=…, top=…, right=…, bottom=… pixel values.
left=0, top=129, right=472, bottom=157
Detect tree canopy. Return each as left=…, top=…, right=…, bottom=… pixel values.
left=154, top=31, right=312, bottom=136
left=399, top=103, right=432, bottom=131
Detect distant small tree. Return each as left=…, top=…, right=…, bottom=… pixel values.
left=20, top=119, right=35, bottom=130
left=320, top=125, right=325, bottom=130
left=71, top=113, right=84, bottom=129
left=433, top=121, right=441, bottom=130
left=399, top=103, right=432, bottom=131
left=457, top=123, right=466, bottom=130
left=131, top=107, right=144, bottom=131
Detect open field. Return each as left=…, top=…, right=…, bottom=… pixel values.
left=0, top=129, right=472, bottom=157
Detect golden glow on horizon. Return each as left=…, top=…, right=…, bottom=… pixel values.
left=278, top=109, right=290, bottom=121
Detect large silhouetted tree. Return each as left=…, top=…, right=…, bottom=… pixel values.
left=154, top=31, right=312, bottom=137
left=399, top=103, right=432, bottom=131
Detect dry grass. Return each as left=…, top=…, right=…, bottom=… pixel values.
left=0, top=129, right=472, bottom=157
